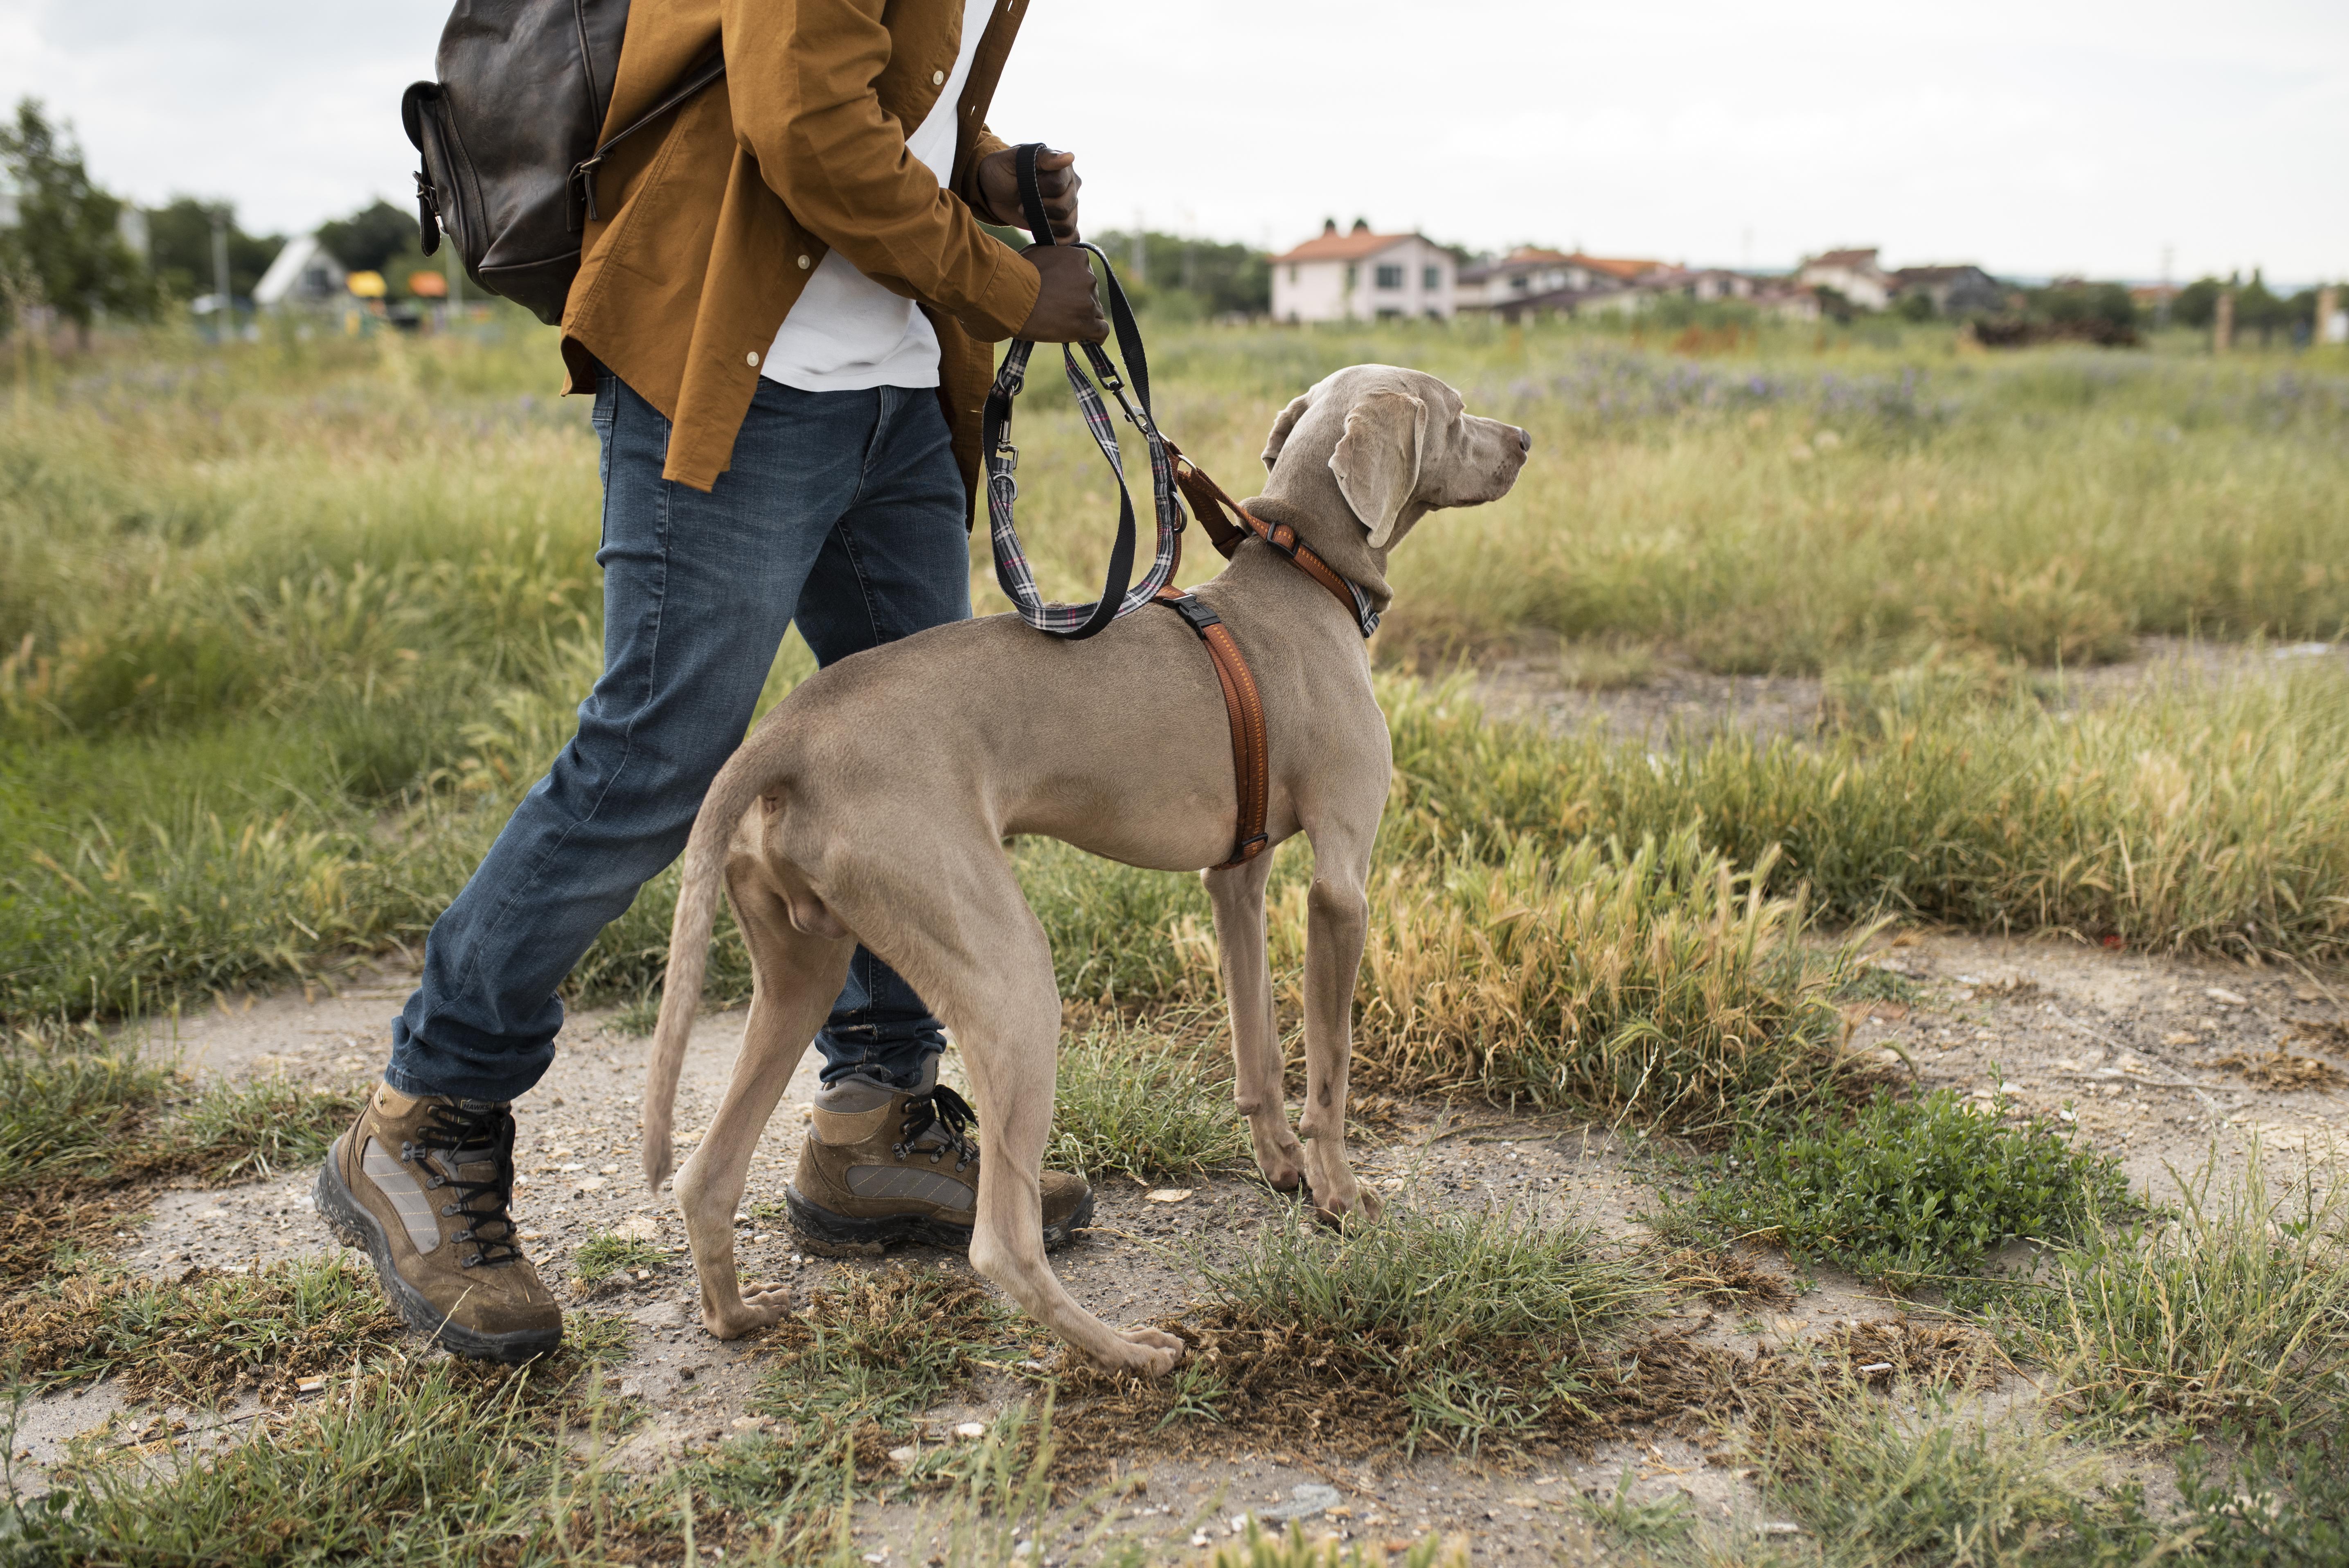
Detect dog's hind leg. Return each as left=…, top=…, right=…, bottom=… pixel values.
left=1297, top=822, right=1379, bottom=1223
left=677, top=864, right=852, bottom=1340
left=1203, top=854, right=1307, bottom=1194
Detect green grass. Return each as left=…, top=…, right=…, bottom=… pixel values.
left=1655, top=1088, right=2132, bottom=1288
left=0, top=1032, right=170, bottom=1189
left=1178, top=1203, right=1658, bottom=1458
left=1046, top=1019, right=1250, bottom=1182
left=748, top=1263, right=1021, bottom=1471
left=6, top=326, right=2349, bottom=1040
left=144, top=1075, right=365, bottom=1184
left=1968, top=1145, right=2349, bottom=1443
left=1743, top=1385, right=2154, bottom=1568
left=568, top=1233, right=665, bottom=1288
left=1, top=1256, right=403, bottom=1404
left=0, top=1036, right=359, bottom=1196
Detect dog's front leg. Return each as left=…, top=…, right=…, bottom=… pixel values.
left=1298, top=834, right=1378, bottom=1224
left=1204, top=854, right=1307, bottom=1194
left=953, top=957, right=1187, bottom=1377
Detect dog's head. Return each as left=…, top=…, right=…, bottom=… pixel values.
left=1259, top=365, right=1529, bottom=557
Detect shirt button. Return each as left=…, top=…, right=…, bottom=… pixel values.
left=797, top=254, right=811, bottom=269
left=931, top=69, right=945, bottom=85
left=745, top=350, right=759, bottom=367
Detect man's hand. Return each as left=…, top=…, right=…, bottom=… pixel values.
left=975, top=146, right=1081, bottom=241
left=1015, top=246, right=1108, bottom=343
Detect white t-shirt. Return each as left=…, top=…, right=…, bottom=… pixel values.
left=762, top=0, right=994, bottom=392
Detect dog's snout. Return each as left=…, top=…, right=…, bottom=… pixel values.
left=1516, top=427, right=1533, bottom=455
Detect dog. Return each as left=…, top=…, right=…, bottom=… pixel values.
left=642, top=364, right=1530, bottom=1375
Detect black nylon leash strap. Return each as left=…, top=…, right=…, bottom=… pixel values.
left=982, top=143, right=1182, bottom=640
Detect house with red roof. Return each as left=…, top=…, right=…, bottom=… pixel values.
left=1269, top=220, right=1457, bottom=322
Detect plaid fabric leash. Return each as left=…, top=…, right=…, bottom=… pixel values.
left=982, top=145, right=1184, bottom=640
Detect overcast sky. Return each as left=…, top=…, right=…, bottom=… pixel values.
left=2, top=0, right=2340, bottom=283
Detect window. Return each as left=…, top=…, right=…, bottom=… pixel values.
left=1374, top=264, right=1404, bottom=290
left=1423, top=266, right=1441, bottom=290
left=1345, top=264, right=1357, bottom=288
left=1286, top=264, right=1297, bottom=284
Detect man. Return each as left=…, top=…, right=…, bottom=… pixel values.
left=315, top=0, right=1107, bottom=1361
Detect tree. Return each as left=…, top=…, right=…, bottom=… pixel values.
left=2172, top=277, right=2224, bottom=330
left=0, top=98, right=151, bottom=345
left=146, top=197, right=282, bottom=304
left=2032, top=280, right=2136, bottom=331
left=2234, top=269, right=2286, bottom=345
left=317, top=199, right=419, bottom=277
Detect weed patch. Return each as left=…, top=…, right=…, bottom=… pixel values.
left=1748, top=1386, right=2156, bottom=1568
left=1656, top=1088, right=2130, bottom=1287
left=1331, top=829, right=1867, bottom=1134
left=1059, top=1203, right=1658, bottom=1464
left=133, top=1076, right=365, bottom=1185
left=1971, top=1148, right=2349, bottom=1442
left=571, top=1233, right=666, bottom=1288
left=1047, top=1021, right=1249, bottom=1183
left=751, top=1264, right=1022, bottom=1480
left=0, top=1256, right=403, bottom=1405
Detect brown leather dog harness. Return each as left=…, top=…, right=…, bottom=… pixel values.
left=1150, top=446, right=1379, bottom=870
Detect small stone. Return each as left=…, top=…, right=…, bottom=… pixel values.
left=1144, top=1189, right=1193, bottom=1204
left=954, top=1421, right=987, bottom=1440
left=2207, top=987, right=2250, bottom=1007
left=599, top=1164, right=620, bottom=1176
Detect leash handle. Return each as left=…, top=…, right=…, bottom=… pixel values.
left=983, top=144, right=1181, bottom=641
left=1014, top=140, right=1056, bottom=248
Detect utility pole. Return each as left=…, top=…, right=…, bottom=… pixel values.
left=210, top=210, right=231, bottom=330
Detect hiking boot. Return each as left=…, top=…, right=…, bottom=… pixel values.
left=315, top=1084, right=561, bottom=1363
left=786, top=1059, right=1093, bottom=1254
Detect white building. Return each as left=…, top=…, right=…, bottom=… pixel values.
left=1269, top=221, right=1455, bottom=322
left=253, top=232, right=349, bottom=308
left=1795, top=247, right=1892, bottom=312
left=1455, top=247, right=1672, bottom=311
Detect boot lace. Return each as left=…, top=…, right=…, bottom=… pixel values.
left=405, top=1101, right=524, bottom=1268
left=893, top=1085, right=980, bottom=1172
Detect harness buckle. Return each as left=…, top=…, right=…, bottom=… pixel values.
left=1161, top=593, right=1222, bottom=636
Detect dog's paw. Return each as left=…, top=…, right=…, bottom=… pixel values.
left=1093, top=1326, right=1186, bottom=1379
left=1311, top=1181, right=1380, bottom=1229
left=700, top=1283, right=792, bottom=1340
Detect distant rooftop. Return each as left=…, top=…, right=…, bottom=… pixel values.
left=1270, top=219, right=1426, bottom=264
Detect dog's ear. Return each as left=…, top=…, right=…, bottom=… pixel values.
left=1329, top=391, right=1427, bottom=548
left=1261, top=392, right=1313, bottom=471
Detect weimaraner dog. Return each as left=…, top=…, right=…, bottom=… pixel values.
left=643, top=364, right=1530, bottom=1375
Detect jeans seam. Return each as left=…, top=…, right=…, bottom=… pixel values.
left=445, top=394, right=670, bottom=1007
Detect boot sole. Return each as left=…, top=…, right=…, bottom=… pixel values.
left=784, top=1184, right=1095, bottom=1257
left=315, top=1136, right=562, bottom=1365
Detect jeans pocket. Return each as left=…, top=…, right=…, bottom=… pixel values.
left=592, top=371, right=616, bottom=432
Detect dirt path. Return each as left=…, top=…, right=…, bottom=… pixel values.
left=1465, top=635, right=2340, bottom=740
left=14, top=920, right=2344, bottom=1559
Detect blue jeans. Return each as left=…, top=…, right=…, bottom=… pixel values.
left=387, top=372, right=968, bottom=1103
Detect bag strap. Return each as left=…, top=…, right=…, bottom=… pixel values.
left=568, top=51, right=728, bottom=227
left=983, top=144, right=1183, bottom=640
left=1153, top=588, right=1270, bottom=868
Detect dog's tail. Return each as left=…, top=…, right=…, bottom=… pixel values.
left=642, top=730, right=788, bottom=1194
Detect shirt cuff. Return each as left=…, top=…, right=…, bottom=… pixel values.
left=960, top=236, right=1040, bottom=342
